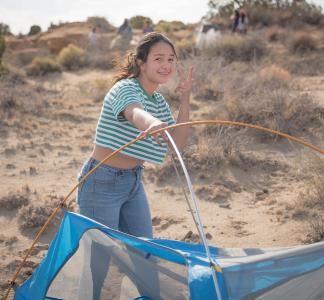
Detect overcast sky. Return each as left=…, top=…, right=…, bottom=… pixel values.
left=1, top=0, right=324, bottom=35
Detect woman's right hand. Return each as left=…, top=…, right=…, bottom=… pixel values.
left=138, top=120, right=168, bottom=145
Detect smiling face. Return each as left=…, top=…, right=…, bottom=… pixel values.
left=138, top=41, right=176, bottom=87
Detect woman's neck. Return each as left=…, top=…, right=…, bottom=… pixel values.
left=137, top=75, right=158, bottom=96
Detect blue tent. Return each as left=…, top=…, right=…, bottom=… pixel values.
left=14, top=212, right=324, bottom=300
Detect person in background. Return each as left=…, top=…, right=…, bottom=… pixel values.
left=88, top=27, right=97, bottom=47
left=238, top=7, right=248, bottom=34
left=232, top=8, right=240, bottom=33
left=77, top=32, right=193, bottom=299
left=143, top=20, right=154, bottom=33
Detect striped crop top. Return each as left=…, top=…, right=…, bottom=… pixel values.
left=95, top=78, right=175, bottom=164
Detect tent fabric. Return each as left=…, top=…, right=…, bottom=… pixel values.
left=14, top=212, right=324, bottom=300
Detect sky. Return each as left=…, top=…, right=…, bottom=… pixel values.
left=1, top=0, right=324, bottom=35
left=0, top=0, right=210, bottom=35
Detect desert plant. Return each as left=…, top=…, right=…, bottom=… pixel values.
left=266, top=26, right=286, bottom=42
left=212, top=34, right=267, bottom=63
left=58, top=44, right=85, bottom=70
left=26, top=56, right=61, bottom=76
left=155, top=20, right=186, bottom=33
left=225, top=70, right=319, bottom=136
left=304, top=218, right=324, bottom=243
left=0, top=186, right=30, bottom=210
left=129, top=15, right=152, bottom=29
left=0, top=23, right=11, bottom=35
left=288, top=32, right=318, bottom=54
left=259, top=65, right=291, bottom=88
left=28, top=25, right=41, bottom=36
left=87, top=16, right=114, bottom=32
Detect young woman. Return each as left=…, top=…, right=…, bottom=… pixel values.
left=77, top=32, right=193, bottom=299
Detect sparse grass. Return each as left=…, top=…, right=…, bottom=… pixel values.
left=25, top=56, right=61, bottom=76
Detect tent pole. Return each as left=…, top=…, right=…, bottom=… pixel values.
left=165, top=130, right=223, bottom=300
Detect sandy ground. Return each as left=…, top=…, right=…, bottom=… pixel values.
left=0, top=68, right=323, bottom=298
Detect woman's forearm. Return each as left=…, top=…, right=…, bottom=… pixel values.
left=170, top=95, right=190, bottom=151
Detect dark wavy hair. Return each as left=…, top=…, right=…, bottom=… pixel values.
left=113, top=32, right=177, bottom=84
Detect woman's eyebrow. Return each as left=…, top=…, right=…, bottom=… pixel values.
left=153, top=53, right=175, bottom=57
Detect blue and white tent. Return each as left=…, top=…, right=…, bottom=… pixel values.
left=14, top=212, right=324, bottom=300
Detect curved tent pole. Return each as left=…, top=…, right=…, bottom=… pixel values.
left=166, top=130, right=223, bottom=300
left=5, top=120, right=324, bottom=299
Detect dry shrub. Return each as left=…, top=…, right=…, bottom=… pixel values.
left=225, top=69, right=320, bottom=137
left=259, top=65, right=291, bottom=88
left=58, top=43, right=85, bottom=70
left=15, top=48, right=51, bottom=66
left=266, top=26, right=286, bottom=42
left=288, top=32, right=318, bottom=54
left=175, top=38, right=196, bottom=59
left=298, top=177, right=324, bottom=211
left=25, top=56, right=61, bottom=76
left=0, top=186, right=30, bottom=210
left=17, top=194, right=73, bottom=230
left=189, top=56, right=226, bottom=102
left=305, top=218, right=324, bottom=243
left=284, top=53, right=324, bottom=76
left=212, top=34, right=267, bottom=63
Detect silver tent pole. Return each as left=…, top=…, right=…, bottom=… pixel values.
left=165, top=130, right=223, bottom=300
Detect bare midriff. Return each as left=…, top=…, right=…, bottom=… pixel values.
left=91, top=144, right=144, bottom=169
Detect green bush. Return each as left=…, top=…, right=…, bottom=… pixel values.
left=58, top=44, right=85, bottom=70
left=28, top=25, right=41, bottom=36
left=87, top=16, right=114, bottom=32
left=129, top=16, right=152, bottom=29
left=26, top=57, right=61, bottom=76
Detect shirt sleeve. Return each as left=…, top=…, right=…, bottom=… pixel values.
left=158, top=94, right=175, bottom=126
left=109, top=82, right=142, bottom=121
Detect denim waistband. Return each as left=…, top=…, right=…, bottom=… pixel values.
left=88, top=157, right=144, bottom=174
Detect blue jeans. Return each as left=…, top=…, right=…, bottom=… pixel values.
left=77, top=158, right=154, bottom=299
left=77, top=158, right=153, bottom=238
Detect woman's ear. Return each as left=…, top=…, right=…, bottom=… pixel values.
left=137, top=59, right=145, bottom=71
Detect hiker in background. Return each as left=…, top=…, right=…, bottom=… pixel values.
left=118, top=18, right=133, bottom=39
left=143, top=19, right=154, bottom=33
left=114, top=18, right=133, bottom=51
left=232, top=8, right=240, bottom=33
left=77, top=32, right=193, bottom=299
left=238, top=7, right=248, bottom=34
left=88, top=27, right=97, bottom=50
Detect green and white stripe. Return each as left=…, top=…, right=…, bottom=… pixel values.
left=95, top=78, right=175, bottom=164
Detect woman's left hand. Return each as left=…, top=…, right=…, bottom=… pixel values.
left=175, top=66, right=193, bottom=101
